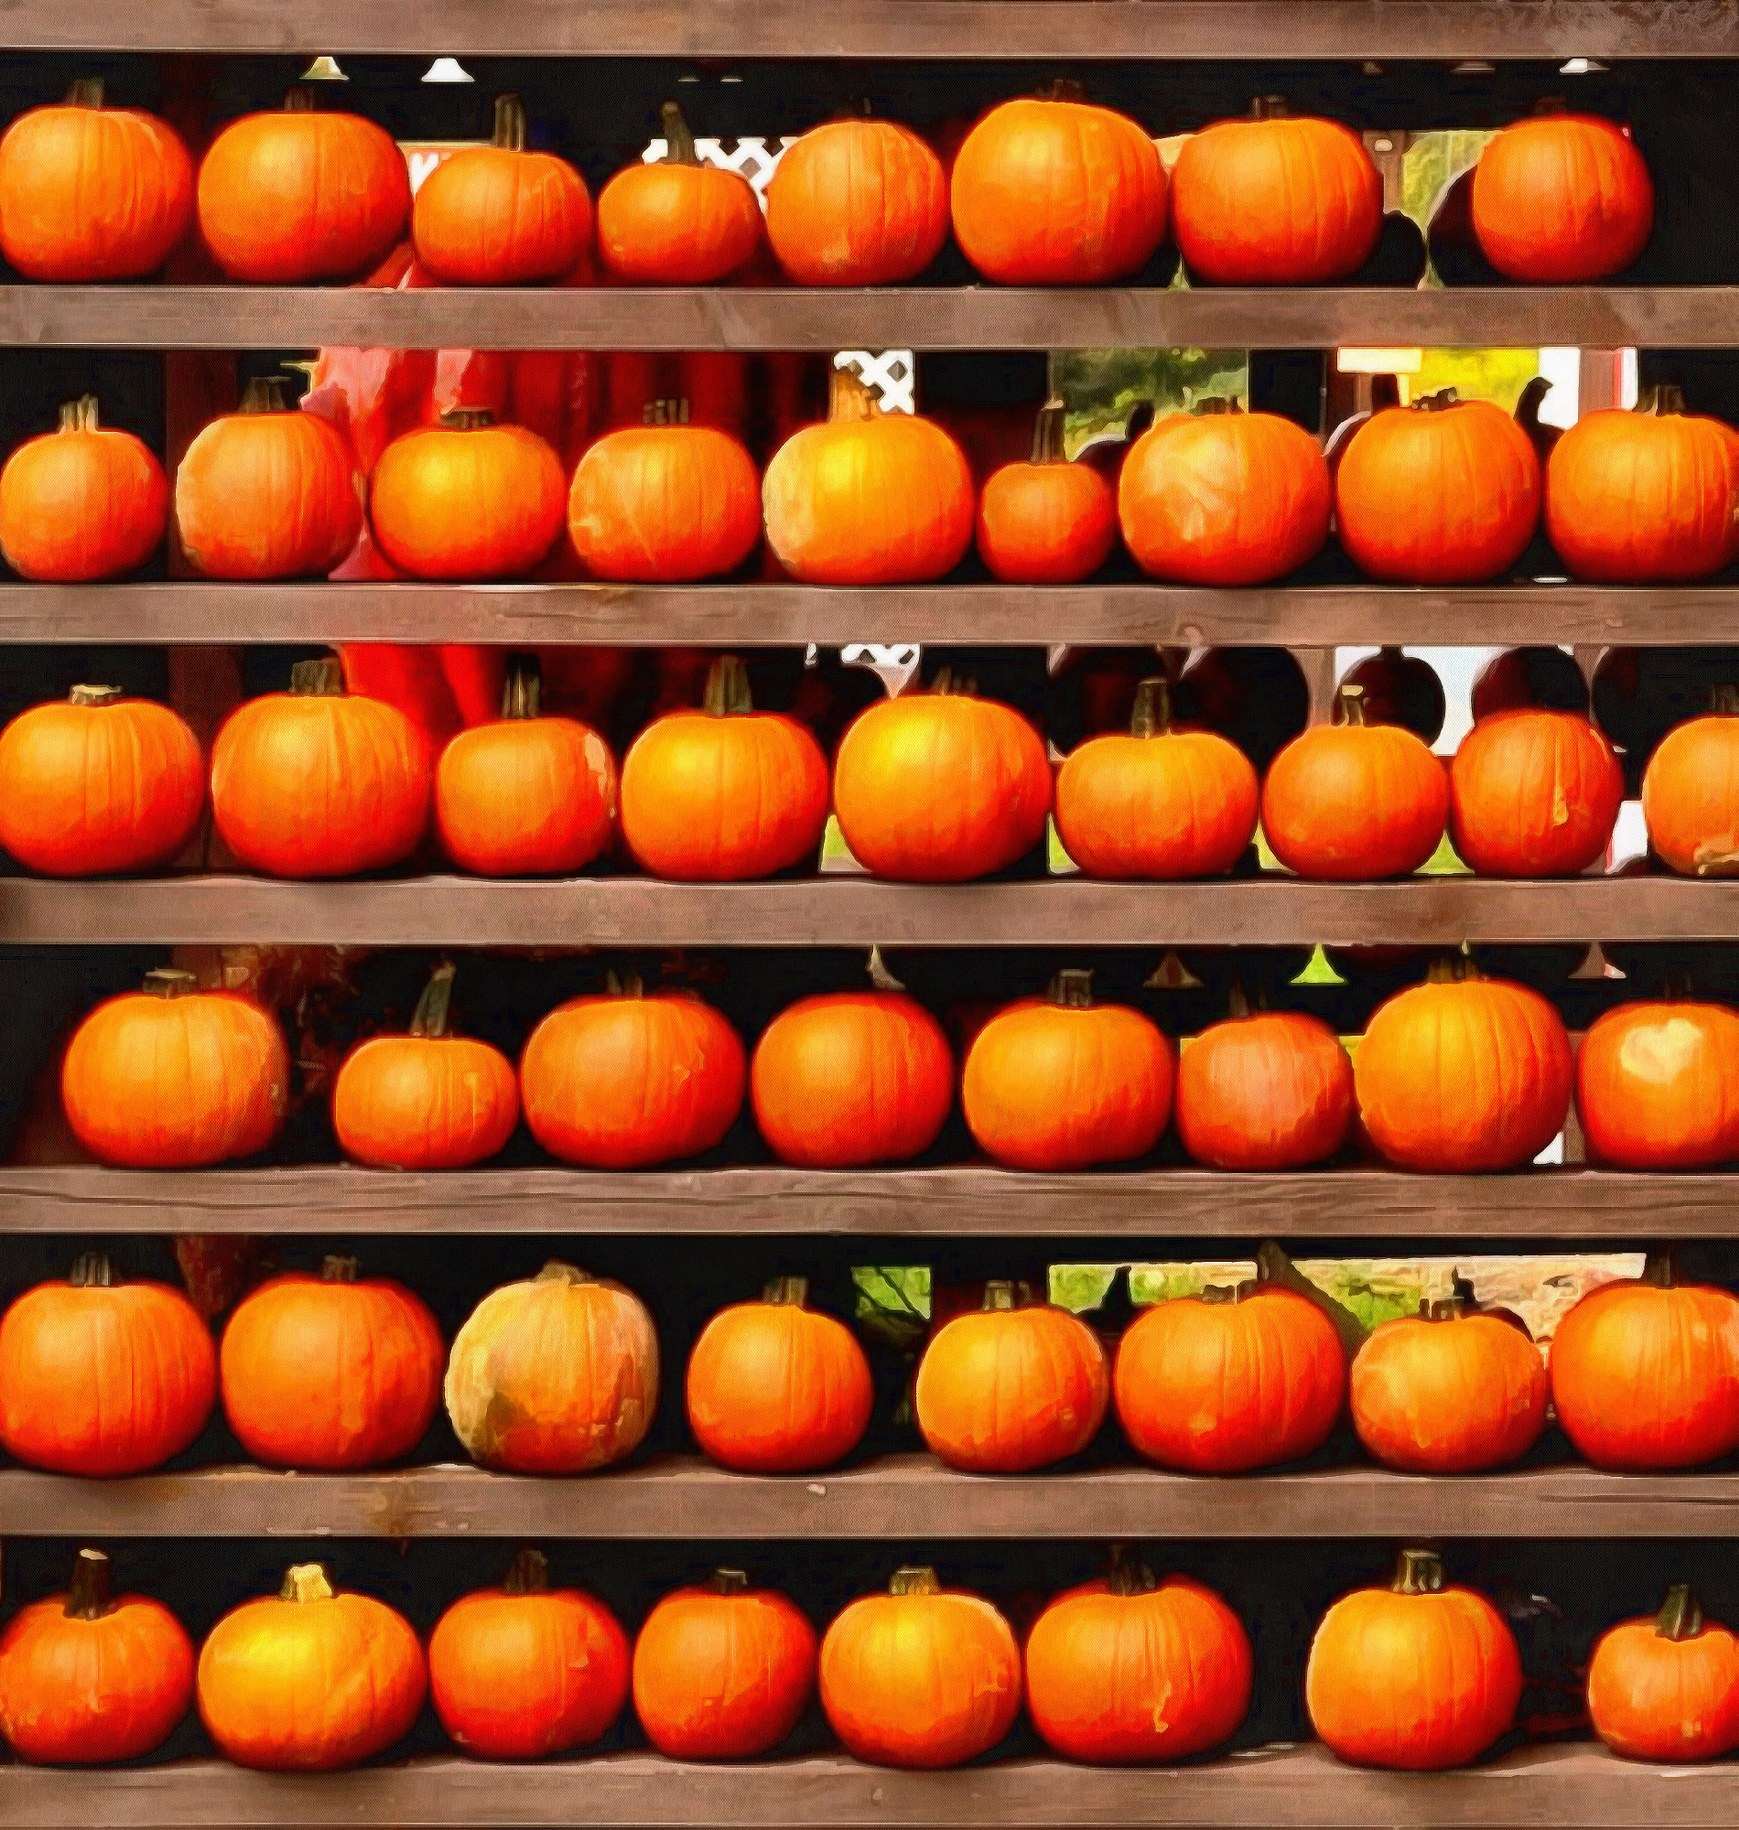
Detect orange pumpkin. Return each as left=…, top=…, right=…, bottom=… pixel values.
left=435, top=660, right=617, bottom=876
left=0, top=1550, right=194, bottom=1765
left=197, top=1563, right=426, bottom=1771
left=175, top=378, right=361, bottom=580
left=1172, top=99, right=1381, bottom=284
left=1306, top=1549, right=1522, bottom=1770
left=429, top=1549, right=630, bottom=1760
left=633, top=1570, right=816, bottom=1760
left=1577, top=999, right=1739, bottom=1169
left=520, top=976, right=746, bottom=1168
left=0, top=79, right=192, bottom=280
left=444, top=1261, right=660, bottom=1474
left=569, top=408, right=761, bottom=582
left=1449, top=708, right=1622, bottom=877
left=0, top=395, right=168, bottom=581
left=61, top=968, right=289, bottom=1169
left=976, top=398, right=1117, bottom=584
left=1025, top=1552, right=1253, bottom=1764
left=412, top=93, right=591, bottom=285
left=950, top=86, right=1167, bottom=284
left=833, top=675, right=1051, bottom=881
left=0, top=1251, right=216, bottom=1476
left=1549, top=1260, right=1739, bottom=1470
left=1472, top=110, right=1653, bottom=282
left=1118, top=401, right=1332, bottom=585
left=0, top=686, right=201, bottom=877
left=1588, top=1585, right=1739, bottom=1763
left=751, top=990, right=953, bottom=1168
left=765, top=116, right=947, bottom=286
left=686, top=1275, right=873, bottom=1472
left=819, top=1568, right=1021, bottom=1768
left=197, top=90, right=410, bottom=282
left=1643, top=691, right=1739, bottom=876
left=598, top=101, right=761, bottom=284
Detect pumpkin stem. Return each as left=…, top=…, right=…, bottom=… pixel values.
left=321, top=1254, right=359, bottom=1284
left=659, top=100, right=700, bottom=166
left=64, top=1548, right=114, bottom=1621
left=440, top=407, right=495, bottom=431
left=69, top=684, right=124, bottom=707
left=491, top=93, right=528, bottom=152
left=1039, top=78, right=1087, bottom=104
left=1712, top=684, right=1739, bottom=717
left=501, top=656, right=542, bottom=721
left=827, top=367, right=881, bottom=425
left=503, top=1547, right=549, bottom=1594
left=279, top=1562, right=335, bottom=1604
left=289, top=657, right=345, bottom=698
left=1250, top=94, right=1290, bottom=120
left=1650, top=383, right=1688, bottom=416
left=1393, top=1548, right=1446, bottom=1595
left=1129, top=677, right=1173, bottom=740
left=65, top=77, right=105, bottom=108
left=1425, top=947, right=1479, bottom=986
left=1335, top=683, right=1368, bottom=728
left=410, top=963, right=458, bottom=1039
left=643, top=399, right=691, bottom=427
left=1104, top=1544, right=1158, bottom=1597
left=762, top=1275, right=809, bottom=1307
left=239, top=376, right=290, bottom=416
left=704, top=656, right=755, bottom=718
left=1200, top=1282, right=1247, bottom=1306
left=68, top=1251, right=115, bottom=1289
left=58, top=395, right=101, bottom=435
left=889, top=1566, right=941, bottom=1597
left=1226, top=981, right=1253, bottom=1020
left=142, top=967, right=199, bottom=1001
left=1641, top=1251, right=1676, bottom=1290
left=1030, top=398, right=1069, bottom=465
left=1657, top=1584, right=1704, bottom=1642
left=981, top=1279, right=1023, bottom=1312
left=282, top=87, right=316, bottom=114
left=1050, top=969, right=1095, bottom=1010
left=535, top=1261, right=591, bottom=1286
left=1415, top=388, right=1461, bottom=412
left=709, top=1568, right=750, bottom=1595
left=927, top=666, right=979, bottom=699
left=604, top=969, right=645, bottom=1000
left=1193, top=396, right=1244, bottom=417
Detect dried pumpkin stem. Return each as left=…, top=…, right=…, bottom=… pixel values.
left=704, top=656, right=755, bottom=718
left=604, top=970, right=645, bottom=1000
left=239, top=376, right=290, bottom=415
left=763, top=1275, right=809, bottom=1307
left=282, top=88, right=316, bottom=115
left=1392, top=1547, right=1445, bottom=1596
left=290, top=656, right=345, bottom=698
left=1335, top=682, right=1368, bottom=728
left=1641, top=1251, right=1676, bottom=1290
left=411, top=963, right=458, bottom=1039
left=503, top=1547, right=549, bottom=1595
left=321, top=1254, right=359, bottom=1284
left=709, top=1568, right=750, bottom=1595
left=68, top=1251, right=115, bottom=1289
left=440, top=407, right=495, bottom=431
left=280, top=1562, right=334, bottom=1603
left=1415, top=388, right=1460, bottom=412
left=827, top=367, right=881, bottom=424
left=1030, top=399, right=1069, bottom=465
left=643, top=398, right=691, bottom=427
left=1250, top=94, right=1290, bottom=121
left=59, top=395, right=101, bottom=435
left=1050, top=968, right=1095, bottom=1010
left=1193, top=396, right=1243, bottom=417
left=981, top=1279, right=1021, bottom=1312
left=64, top=1549, right=115, bottom=1621
left=535, top=1260, right=591, bottom=1286
left=502, top=657, right=542, bottom=721
left=69, top=684, right=123, bottom=707
left=659, top=100, right=699, bottom=166
left=889, top=1566, right=941, bottom=1597
left=1040, top=78, right=1087, bottom=104
left=1129, top=677, right=1173, bottom=739
left=143, top=968, right=198, bottom=1000
left=1640, top=383, right=1688, bottom=417
left=1709, top=684, right=1739, bottom=717
left=66, top=77, right=105, bottom=108
left=1657, top=1583, right=1704, bottom=1642
left=1104, top=1544, right=1158, bottom=1597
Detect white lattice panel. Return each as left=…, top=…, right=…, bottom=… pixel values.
left=642, top=134, right=794, bottom=199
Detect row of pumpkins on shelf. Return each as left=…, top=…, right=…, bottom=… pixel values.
left=0, top=80, right=1651, bottom=290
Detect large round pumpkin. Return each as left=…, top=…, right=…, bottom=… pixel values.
left=598, top=101, right=761, bottom=284
left=197, top=1564, right=425, bottom=1771
left=1588, top=1585, right=1739, bottom=1763
left=1643, top=692, right=1739, bottom=876
left=1118, top=401, right=1332, bottom=585
left=429, top=1549, right=630, bottom=1760
left=1577, top=998, right=1739, bottom=1169
left=819, top=1568, right=1020, bottom=1769
left=1449, top=708, right=1623, bottom=877
left=0, top=1251, right=215, bottom=1476
left=976, top=399, right=1117, bottom=584
left=1306, top=1549, right=1522, bottom=1770
left=0, top=1549, right=194, bottom=1766
left=62, top=969, right=288, bottom=1169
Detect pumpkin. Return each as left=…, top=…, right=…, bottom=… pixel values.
left=445, top=1261, right=659, bottom=1474
left=0, top=685, right=201, bottom=876
left=211, top=657, right=433, bottom=878
left=1056, top=677, right=1257, bottom=880
left=914, top=1280, right=1109, bottom=1472
left=219, top=1253, right=443, bottom=1470
left=1644, top=690, right=1739, bottom=876
left=687, top=1275, right=874, bottom=1473
left=175, top=378, right=361, bottom=580
left=1176, top=992, right=1354, bottom=1170
left=975, top=399, right=1116, bottom=584
left=598, top=101, right=761, bottom=283
left=412, top=93, right=591, bottom=285
left=1472, top=110, right=1653, bottom=282
left=833, top=673, right=1051, bottom=881
left=1262, top=684, right=1449, bottom=880
left=751, top=990, right=953, bottom=1167
left=1577, top=998, right=1739, bottom=1169
left=0, top=1252, right=215, bottom=1476
left=1547, top=388, right=1737, bottom=584
left=1549, top=1258, right=1739, bottom=1470
left=429, top=1549, right=630, bottom=1760
left=765, top=116, right=947, bottom=286
left=1025, top=1551, right=1252, bottom=1764
left=0, top=79, right=192, bottom=280
left=1335, top=390, right=1541, bottom=585
left=435, top=659, right=617, bottom=877
left=1588, top=1585, right=1739, bottom=1763
left=819, top=1568, right=1020, bottom=1769
left=197, top=89, right=410, bottom=282
left=763, top=370, right=972, bottom=585
left=1306, top=1549, right=1522, bottom=1770
left=1118, top=400, right=1332, bottom=585
left=61, top=968, right=289, bottom=1169
left=0, top=1549, right=194, bottom=1765
left=1113, top=1270, right=1346, bottom=1473
left=521, top=976, right=746, bottom=1168
left=962, top=970, right=1174, bottom=1171
left=0, top=395, right=169, bottom=581
left=633, top=1570, right=816, bottom=1760
left=569, top=408, right=761, bottom=582
left=197, top=1563, right=425, bottom=1772
left=1449, top=708, right=1622, bottom=877
left=950, top=85, right=1167, bottom=284
left=371, top=410, right=566, bottom=581
left=1350, top=1279, right=1548, bottom=1474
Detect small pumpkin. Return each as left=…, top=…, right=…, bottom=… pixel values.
left=976, top=399, right=1117, bottom=585
left=429, top=1549, right=630, bottom=1760
left=1449, top=708, right=1623, bottom=877
left=0, top=1251, right=216, bottom=1476
left=752, top=989, right=954, bottom=1168
left=445, top=1261, right=659, bottom=1474
left=1577, top=998, right=1739, bottom=1170
left=413, top=93, right=591, bottom=285
left=0, top=1549, right=195, bottom=1766
left=197, top=1563, right=426, bottom=1772
left=1306, top=1548, right=1522, bottom=1770
left=1588, top=1585, right=1739, bottom=1763
left=598, top=101, right=762, bottom=284
left=61, top=968, right=289, bottom=1169
left=914, top=1280, right=1109, bottom=1473
left=633, top=1569, right=816, bottom=1760
left=687, top=1275, right=874, bottom=1473
left=520, top=975, right=746, bottom=1168
left=0, top=685, right=202, bottom=877
left=819, top=1568, right=1020, bottom=1769
left=0, top=395, right=169, bottom=582
left=1643, top=688, right=1739, bottom=876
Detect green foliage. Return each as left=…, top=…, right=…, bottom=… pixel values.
left=1055, top=347, right=1249, bottom=452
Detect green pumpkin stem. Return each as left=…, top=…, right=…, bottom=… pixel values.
left=1129, top=677, right=1173, bottom=739
left=704, top=657, right=755, bottom=718
left=68, top=1252, right=115, bottom=1290
left=762, top=1275, right=809, bottom=1307
left=1104, top=1544, right=1158, bottom=1598
left=1657, top=1584, right=1704, bottom=1642
left=1030, top=398, right=1069, bottom=465
left=1392, top=1548, right=1446, bottom=1596
left=889, top=1566, right=941, bottom=1597
left=492, top=93, right=528, bottom=152
left=709, top=1567, right=750, bottom=1595
left=321, top=1254, right=359, bottom=1285
left=65, top=78, right=105, bottom=108
left=64, top=1549, right=115, bottom=1621
left=280, top=1562, right=335, bottom=1603
left=142, top=968, right=199, bottom=1000
left=501, top=657, right=542, bottom=721
left=503, top=1547, right=549, bottom=1595
left=289, top=657, right=345, bottom=698
left=1050, top=968, right=1095, bottom=1010
left=410, top=963, right=458, bottom=1040
left=659, top=100, right=700, bottom=166
left=69, top=683, right=123, bottom=707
